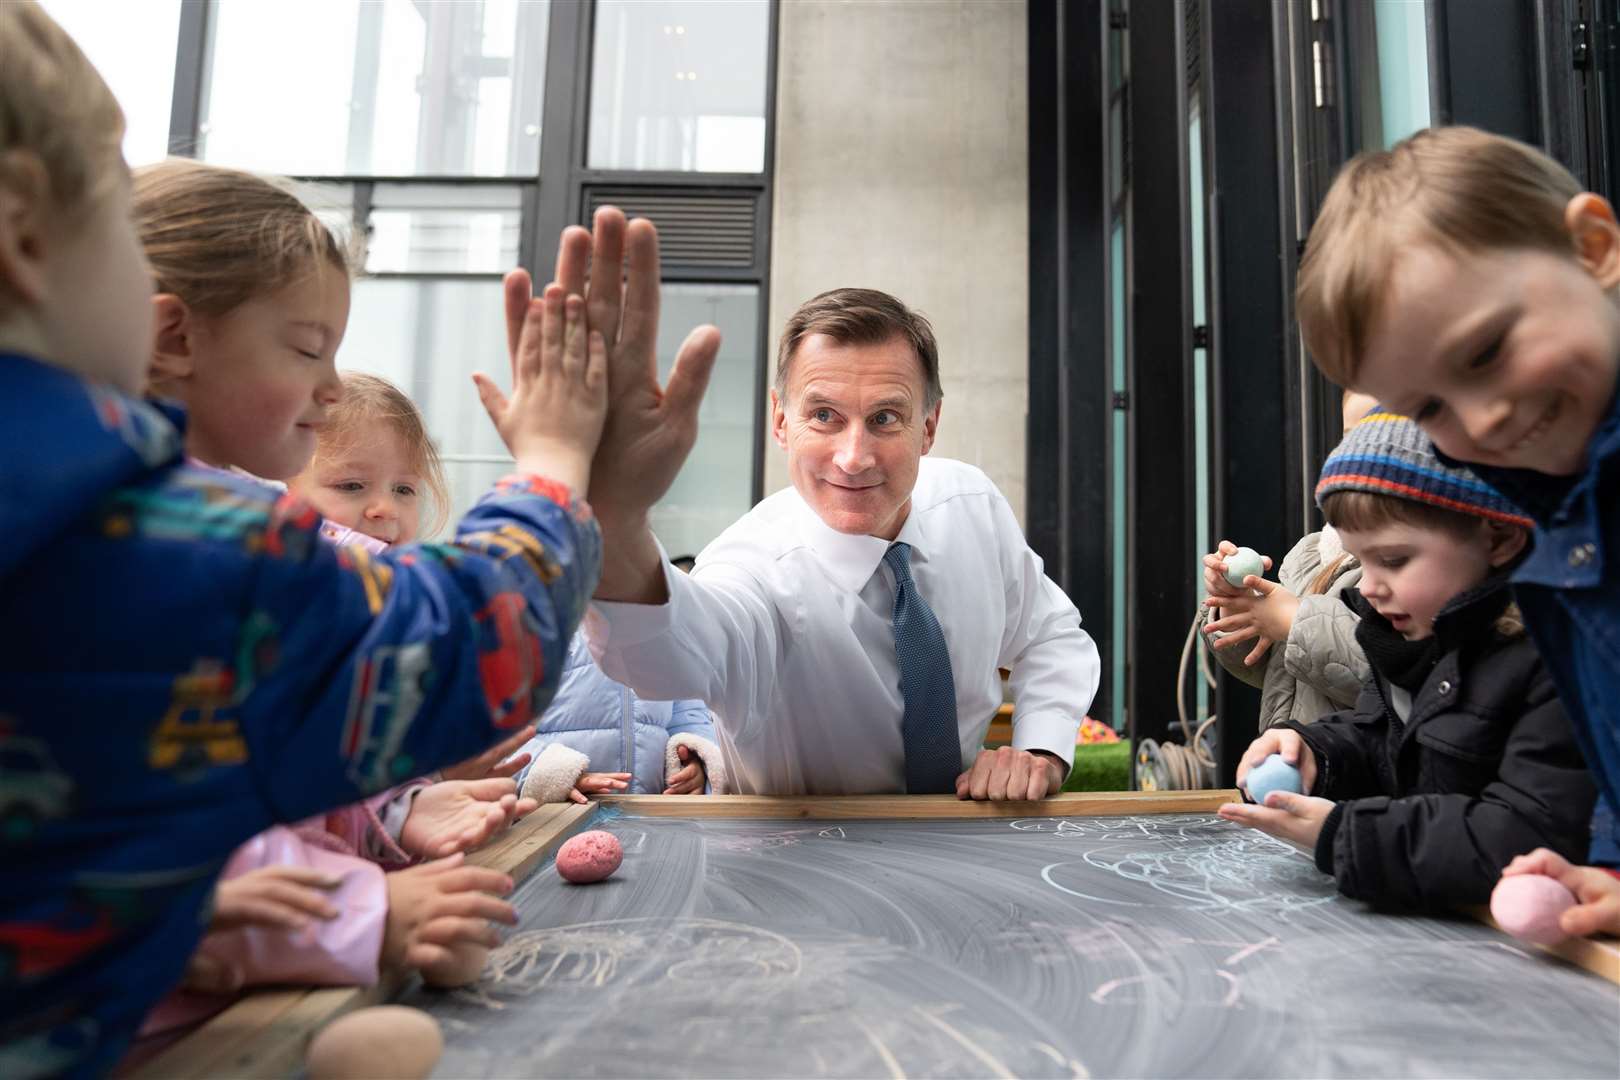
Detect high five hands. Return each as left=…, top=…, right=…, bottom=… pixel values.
left=503, top=208, right=722, bottom=603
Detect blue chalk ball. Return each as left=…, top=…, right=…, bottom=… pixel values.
left=1224, top=547, right=1266, bottom=588
left=1245, top=753, right=1303, bottom=805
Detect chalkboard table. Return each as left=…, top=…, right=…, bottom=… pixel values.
left=140, top=793, right=1620, bottom=1079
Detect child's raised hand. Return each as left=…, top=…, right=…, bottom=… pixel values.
left=662, top=744, right=706, bottom=795
left=400, top=779, right=537, bottom=859
left=1203, top=578, right=1300, bottom=667
left=1235, top=728, right=1317, bottom=796
left=439, top=724, right=537, bottom=783
left=1202, top=540, right=1274, bottom=599
left=209, top=865, right=340, bottom=932
left=381, top=854, right=515, bottom=971
left=568, top=771, right=632, bottom=804
left=473, top=280, right=607, bottom=498
left=1502, top=848, right=1620, bottom=939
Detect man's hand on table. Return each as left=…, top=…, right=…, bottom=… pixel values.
left=955, top=746, right=1065, bottom=801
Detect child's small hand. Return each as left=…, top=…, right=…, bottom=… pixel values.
left=473, top=280, right=607, bottom=498
left=568, top=772, right=632, bottom=804
left=1203, top=578, right=1300, bottom=667
left=179, top=950, right=243, bottom=996
left=439, top=724, right=537, bottom=783
left=1202, top=540, right=1274, bottom=600
left=1218, top=791, right=1335, bottom=849
left=381, top=854, right=515, bottom=971
left=400, top=779, right=537, bottom=859
left=1502, top=848, right=1620, bottom=938
left=209, top=865, right=340, bottom=932
left=1235, top=728, right=1317, bottom=796
left=663, top=744, right=707, bottom=795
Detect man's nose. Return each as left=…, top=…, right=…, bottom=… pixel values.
left=832, top=426, right=875, bottom=473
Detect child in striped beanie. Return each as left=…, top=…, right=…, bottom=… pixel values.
left=1219, top=409, right=1596, bottom=913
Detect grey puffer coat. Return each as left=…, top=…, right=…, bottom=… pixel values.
left=1202, top=527, right=1369, bottom=731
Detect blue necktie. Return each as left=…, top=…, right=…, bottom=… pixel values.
left=884, top=542, right=960, bottom=793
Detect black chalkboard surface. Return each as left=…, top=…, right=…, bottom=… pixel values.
left=408, top=812, right=1620, bottom=1078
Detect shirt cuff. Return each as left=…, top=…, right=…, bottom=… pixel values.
left=584, top=548, right=679, bottom=652
left=1009, top=710, right=1079, bottom=776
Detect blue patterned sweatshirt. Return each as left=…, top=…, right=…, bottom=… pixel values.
left=0, top=355, right=601, bottom=1077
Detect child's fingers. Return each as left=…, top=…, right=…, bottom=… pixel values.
left=562, top=294, right=587, bottom=374
left=486, top=752, right=531, bottom=779
left=515, top=294, right=548, bottom=384
left=513, top=796, right=539, bottom=817
left=428, top=864, right=514, bottom=897
left=1242, top=637, right=1273, bottom=667
left=425, top=889, right=518, bottom=926
left=460, top=777, right=520, bottom=802
left=569, top=787, right=589, bottom=804
left=260, top=881, right=340, bottom=919
left=502, top=267, right=534, bottom=370
left=1502, top=847, right=1568, bottom=878
left=1559, top=893, right=1620, bottom=938
left=412, top=915, right=503, bottom=951
left=586, top=330, right=607, bottom=396
left=540, top=284, right=565, bottom=373
left=260, top=866, right=341, bottom=889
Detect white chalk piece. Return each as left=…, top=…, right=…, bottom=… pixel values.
left=1245, top=753, right=1303, bottom=805
left=306, top=1005, right=442, bottom=1080
left=1224, top=546, right=1266, bottom=588
left=1490, top=874, right=1577, bottom=946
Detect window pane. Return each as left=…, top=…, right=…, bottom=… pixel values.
left=650, top=284, right=760, bottom=558
left=339, top=279, right=512, bottom=534
left=42, top=0, right=181, bottom=167
left=202, top=0, right=548, bottom=177
left=368, top=184, right=523, bottom=274
left=588, top=0, right=769, bottom=173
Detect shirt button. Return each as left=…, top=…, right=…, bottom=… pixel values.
left=1437, top=680, right=1453, bottom=696
left=1568, top=543, right=1597, bottom=568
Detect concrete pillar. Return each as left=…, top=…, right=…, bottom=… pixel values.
left=765, top=0, right=1029, bottom=522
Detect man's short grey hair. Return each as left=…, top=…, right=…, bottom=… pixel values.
left=775, top=288, right=944, bottom=409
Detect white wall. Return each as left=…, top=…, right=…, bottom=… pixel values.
left=765, top=0, right=1029, bottom=521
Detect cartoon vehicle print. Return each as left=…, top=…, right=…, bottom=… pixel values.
left=0, top=733, right=72, bottom=842
left=0, top=909, right=119, bottom=987
left=474, top=592, right=544, bottom=729
left=340, top=642, right=433, bottom=791
left=148, top=614, right=277, bottom=778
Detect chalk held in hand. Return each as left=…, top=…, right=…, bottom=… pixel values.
left=556, top=829, right=623, bottom=883
left=1245, top=753, right=1303, bottom=805
left=1491, top=873, right=1577, bottom=946
left=1224, top=546, right=1266, bottom=588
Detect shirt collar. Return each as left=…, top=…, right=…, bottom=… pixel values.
left=790, top=490, right=926, bottom=592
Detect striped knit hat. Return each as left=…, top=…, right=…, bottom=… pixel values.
left=1315, top=408, right=1534, bottom=527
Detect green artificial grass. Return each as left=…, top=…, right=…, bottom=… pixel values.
left=1063, top=740, right=1133, bottom=792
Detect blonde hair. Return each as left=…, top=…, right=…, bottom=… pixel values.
left=313, top=373, right=449, bottom=539
left=1297, top=126, right=1583, bottom=387
left=0, top=3, right=125, bottom=252
left=132, top=158, right=355, bottom=319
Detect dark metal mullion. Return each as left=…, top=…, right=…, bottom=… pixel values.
left=533, top=0, right=593, bottom=275
left=1124, top=0, right=1195, bottom=753
left=1026, top=0, right=1065, bottom=583
left=167, top=0, right=210, bottom=156
left=1203, top=0, right=1292, bottom=788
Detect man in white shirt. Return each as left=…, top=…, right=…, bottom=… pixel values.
left=508, top=212, right=1100, bottom=798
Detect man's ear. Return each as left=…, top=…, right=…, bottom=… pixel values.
left=0, top=150, right=56, bottom=309
left=1486, top=521, right=1530, bottom=568
left=1566, top=193, right=1620, bottom=289
left=769, top=387, right=789, bottom=451
left=148, top=293, right=196, bottom=386
left=918, top=399, right=942, bottom=455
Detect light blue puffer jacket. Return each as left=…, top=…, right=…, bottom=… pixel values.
left=513, top=632, right=715, bottom=794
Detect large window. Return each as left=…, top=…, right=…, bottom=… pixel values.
left=55, top=0, right=775, bottom=550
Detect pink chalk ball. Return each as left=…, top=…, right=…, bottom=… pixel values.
left=556, top=830, right=623, bottom=884
left=1490, top=873, right=1577, bottom=946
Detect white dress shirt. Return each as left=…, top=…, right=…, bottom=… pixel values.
left=584, top=457, right=1101, bottom=795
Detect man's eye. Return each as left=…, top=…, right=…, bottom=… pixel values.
left=871, top=411, right=897, bottom=427
left=812, top=408, right=834, bottom=423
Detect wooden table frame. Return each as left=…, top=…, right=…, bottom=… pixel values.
left=136, top=790, right=1620, bottom=1078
